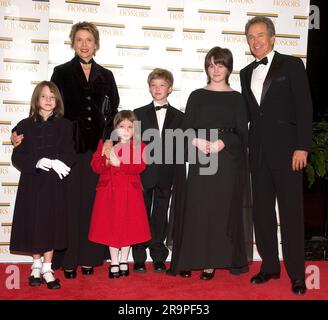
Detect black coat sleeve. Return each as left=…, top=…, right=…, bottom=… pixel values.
left=11, top=120, right=39, bottom=174
left=103, top=71, right=119, bottom=140
left=288, top=58, right=313, bottom=151
left=56, top=120, right=77, bottom=167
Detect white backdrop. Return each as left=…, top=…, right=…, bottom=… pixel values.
left=0, top=0, right=311, bottom=262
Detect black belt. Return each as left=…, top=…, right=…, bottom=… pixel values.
left=217, top=128, right=236, bottom=133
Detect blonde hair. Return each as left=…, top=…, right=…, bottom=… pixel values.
left=69, top=21, right=100, bottom=54
left=113, top=110, right=141, bottom=145
left=147, top=68, right=174, bottom=88
left=29, top=81, right=64, bottom=120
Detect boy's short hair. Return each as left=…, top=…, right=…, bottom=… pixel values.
left=147, top=68, right=174, bottom=87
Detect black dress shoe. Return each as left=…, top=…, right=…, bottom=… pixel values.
left=81, top=266, right=94, bottom=275
left=291, top=279, right=307, bottom=295
left=180, top=270, right=192, bottom=278
left=119, top=262, right=130, bottom=277
left=133, top=262, right=147, bottom=273
left=250, top=271, right=280, bottom=284
left=200, top=269, right=215, bottom=280
left=28, top=275, right=42, bottom=287
left=64, top=269, right=77, bottom=279
left=153, top=261, right=166, bottom=272
left=109, top=265, right=120, bottom=279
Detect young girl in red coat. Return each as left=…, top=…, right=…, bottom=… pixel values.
left=89, top=110, right=151, bottom=278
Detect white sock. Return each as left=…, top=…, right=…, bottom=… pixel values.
left=41, top=263, right=55, bottom=283
left=109, top=247, right=119, bottom=272
left=31, top=258, right=42, bottom=278
left=120, top=246, right=130, bottom=270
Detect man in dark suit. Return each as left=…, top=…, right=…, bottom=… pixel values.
left=240, top=17, right=313, bottom=295
left=132, top=68, right=184, bottom=273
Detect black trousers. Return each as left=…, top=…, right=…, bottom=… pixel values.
left=132, top=185, right=171, bottom=263
left=252, top=159, right=305, bottom=280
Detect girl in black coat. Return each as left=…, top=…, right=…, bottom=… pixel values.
left=10, top=81, right=76, bottom=289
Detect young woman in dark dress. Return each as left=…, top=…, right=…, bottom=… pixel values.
left=168, top=47, right=253, bottom=280
left=10, top=81, right=76, bottom=289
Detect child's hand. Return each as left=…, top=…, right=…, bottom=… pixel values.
left=209, top=140, right=225, bottom=153
left=192, top=138, right=210, bottom=154
left=109, top=148, right=120, bottom=167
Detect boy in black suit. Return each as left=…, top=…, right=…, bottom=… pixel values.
left=132, top=68, right=184, bottom=273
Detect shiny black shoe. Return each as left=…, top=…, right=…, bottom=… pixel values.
left=250, top=271, right=280, bottom=284
left=81, top=266, right=94, bottom=275
left=180, top=270, right=192, bottom=278
left=109, top=265, right=120, bottom=279
left=42, top=271, right=61, bottom=289
left=153, top=261, right=166, bottom=273
left=64, top=269, right=77, bottom=279
left=200, top=269, right=215, bottom=280
left=119, top=263, right=130, bottom=277
left=291, top=279, right=307, bottom=295
left=133, top=262, right=147, bottom=273
left=28, top=275, right=42, bottom=287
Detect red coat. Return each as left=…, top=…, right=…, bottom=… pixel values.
left=89, top=140, right=151, bottom=247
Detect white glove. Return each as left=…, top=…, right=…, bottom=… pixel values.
left=51, top=159, right=71, bottom=179
left=36, top=158, right=53, bottom=171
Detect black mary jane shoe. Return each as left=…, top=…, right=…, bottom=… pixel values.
left=119, top=262, right=130, bottom=277
left=81, top=266, right=94, bottom=275
left=64, top=269, right=77, bottom=279
left=42, top=271, right=61, bottom=289
left=28, top=275, right=42, bottom=287
left=180, top=270, right=192, bottom=278
left=109, top=265, right=120, bottom=279
left=200, top=269, right=215, bottom=280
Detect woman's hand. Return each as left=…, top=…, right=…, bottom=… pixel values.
left=11, top=131, right=24, bottom=147
left=101, top=139, right=113, bottom=158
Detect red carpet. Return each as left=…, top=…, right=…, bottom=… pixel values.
left=0, top=261, right=327, bottom=300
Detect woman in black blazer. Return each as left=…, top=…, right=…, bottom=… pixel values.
left=50, top=21, right=119, bottom=278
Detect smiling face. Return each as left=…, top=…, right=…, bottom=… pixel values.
left=39, top=86, right=56, bottom=118
left=247, top=22, right=275, bottom=60
left=149, top=78, right=172, bottom=105
left=207, top=57, right=230, bottom=85
left=116, top=119, right=134, bottom=143
left=73, top=29, right=97, bottom=62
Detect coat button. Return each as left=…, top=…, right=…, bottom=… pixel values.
left=86, top=96, right=91, bottom=100
left=87, top=117, right=92, bottom=121
left=87, top=106, right=91, bottom=111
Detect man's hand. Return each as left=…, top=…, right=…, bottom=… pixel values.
left=102, top=139, right=113, bottom=158
left=11, top=131, right=24, bottom=147
left=292, top=150, right=308, bottom=171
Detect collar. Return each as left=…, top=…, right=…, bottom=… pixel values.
left=35, top=113, right=56, bottom=123
left=76, top=55, right=94, bottom=65
left=256, top=50, right=275, bottom=64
